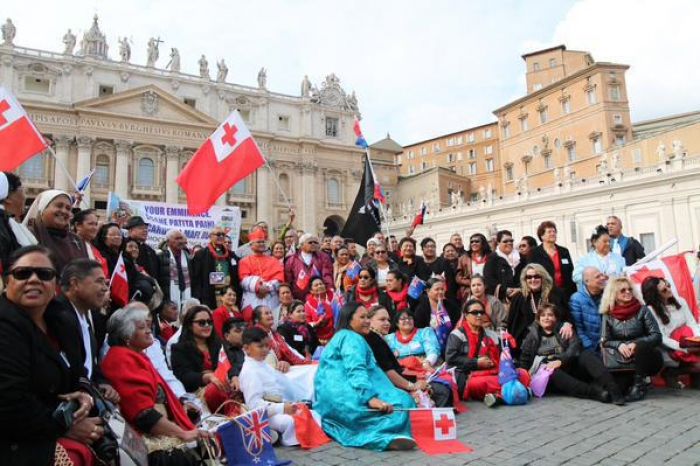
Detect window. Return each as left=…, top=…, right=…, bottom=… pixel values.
left=278, top=174, right=291, bottom=202
left=433, top=143, right=441, bottom=153
left=408, top=151, right=415, bottom=160
left=327, top=179, right=341, bottom=206
left=549, top=58, right=556, bottom=68
left=325, top=117, right=339, bottom=137
left=484, top=128, right=492, bottom=139
left=533, top=83, right=543, bottom=91
left=592, top=136, right=602, bottom=155
left=543, top=153, right=552, bottom=169
left=240, top=209, right=248, bottom=219
left=94, top=200, right=107, bottom=210
left=567, top=144, right=577, bottom=162
left=485, top=145, right=493, bottom=155
left=561, top=98, right=571, bottom=114
left=468, top=133, right=475, bottom=143
left=457, top=152, right=463, bottom=161
left=554, top=138, right=561, bottom=149
left=447, top=137, right=456, bottom=147
left=183, top=97, right=196, bottom=108
left=137, top=157, right=155, bottom=187
left=470, top=193, right=479, bottom=202
left=615, top=135, right=626, bottom=146
left=520, top=117, right=529, bottom=132
left=586, top=87, right=597, bottom=105
left=533, top=62, right=540, bottom=71
left=633, top=148, right=642, bottom=164
left=99, top=85, right=114, bottom=97
left=421, top=147, right=428, bottom=156
left=457, top=136, right=463, bottom=145
left=609, top=85, right=621, bottom=101
left=539, top=107, right=548, bottom=124
left=94, top=155, right=110, bottom=187
left=613, top=114, right=623, bottom=125
left=503, top=123, right=511, bottom=139
left=24, top=76, right=50, bottom=93
left=468, top=149, right=476, bottom=160
left=409, top=166, right=415, bottom=175
left=20, top=153, right=46, bottom=180
left=232, top=177, right=249, bottom=195
left=447, top=153, right=456, bottom=163
left=505, top=165, right=514, bottom=181
left=486, top=159, right=494, bottom=172
left=421, top=161, right=428, bottom=171
left=468, top=162, right=477, bottom=175
left=277, top=115, right=290, bottom=131
left=640, top=233, right=656, bottom=253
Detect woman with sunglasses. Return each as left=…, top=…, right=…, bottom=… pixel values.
left=446, top=299, right=530, bottom=404
left=304, top=277, right=336, bottom=345
left=0, top=246, right=100, bottom=465
left=600, top=277, right=663, bottom=401
left=641, top=276, right=700, bottom=388
left=506, top=263, right=571, bottom=359
left=483, top=230, right=520, bottom=302
left=278, top=300, right=319, bottom=359
left=369, top=243, right=397, bottom=290
left=346, top=266, right=396, bottom=321
left=413, top=277, right=460, bottom=352
left=529, top=221, right=576, bottom=300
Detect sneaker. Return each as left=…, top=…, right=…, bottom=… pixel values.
left=484, top=393, right=498, bottom=408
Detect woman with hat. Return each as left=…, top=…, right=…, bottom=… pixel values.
left=0, top=172, right=36, bottom=272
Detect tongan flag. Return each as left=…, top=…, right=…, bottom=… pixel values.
left=177, top=110, right=265, bottom=215
left=353, top=116, right=368, bottom=149
left=110, top=253, right=129, bottom=307
left=409, top=408, right=472, bottom=455
left=412, top=202, right=428, bottom=228
left=0, top=86, right=48, bottom=171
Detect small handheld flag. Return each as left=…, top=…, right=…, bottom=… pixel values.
left=76, top=168, right=95, bottom=193
left=412, top=202, right=428, bottom=228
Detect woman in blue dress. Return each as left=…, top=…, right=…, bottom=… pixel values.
left=385, top=308, right=441, bottom=368
left=314, top=302, right=416, bottom=451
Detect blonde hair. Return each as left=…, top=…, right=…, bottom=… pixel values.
left=519, top=263, right=553, bottom=299
left=599, top=276, right=638, bottom=315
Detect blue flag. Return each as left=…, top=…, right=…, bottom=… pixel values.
left=76, top=168, right=95, bottom=192
left=408, top=276, right=426, bottom=300
left=218, top=409, right=290, bottom=466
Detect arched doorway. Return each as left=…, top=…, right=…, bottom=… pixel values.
left=323, top=215, right=345, bottom=236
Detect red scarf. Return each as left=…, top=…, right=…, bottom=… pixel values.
left=356, top=286, right=379, bottom=305
left=396, top=327, right=418, bottom=345
left=208, top=243, right=230, bottom=261
left=611, top=299, right=642, bottom=321
left=461, top=322, right=499, bottom=362
left=386, top=285, right=409, bottom=311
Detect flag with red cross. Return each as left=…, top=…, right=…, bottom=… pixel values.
left=0, top=86, right=48, bottom=171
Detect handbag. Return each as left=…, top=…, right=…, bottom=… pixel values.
left=600, top=315, right=635, bottom=371
left=530, top=366, right=554, bottom=398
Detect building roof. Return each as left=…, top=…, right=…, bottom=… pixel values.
left=398, top=165, right=471, bottom=181
left=521, top=44, right=566, bottom=60
left=632, top=109, right=700, bottom=140
left=370, top=133, right=403, bottom=154
left=402, top=121, right=498, bottom=149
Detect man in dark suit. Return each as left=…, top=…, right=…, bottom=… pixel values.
left=125, top=215, right=164, bottom=279
left=58, top=258, right=120, bottom=403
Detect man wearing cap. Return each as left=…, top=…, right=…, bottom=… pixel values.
left=125, top=215, right=163, bottom=280
left=238, top=229, right=284, bottom=310
left=191, top=225, right=240, bottom=309
left=284, top=233, right=334, bottom=300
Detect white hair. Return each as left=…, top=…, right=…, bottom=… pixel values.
left=366, top=238, right=380, bottom=247
left=106, top=302, right=150, bottom=346
left=166, top=228, right=183, bottom=240
left=299, top=233, right=317, bottom=245
left=180, top=297, right=201, bottom=322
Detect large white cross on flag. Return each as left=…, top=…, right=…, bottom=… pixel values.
left=177, top=110, right=266, bottom=215
left=0, top=86, right=48, bottom=171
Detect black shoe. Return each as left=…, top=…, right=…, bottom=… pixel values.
left=594, top=388, right=612, bottom=403
left=626, top=377, right=647, bottom=402
left=611, top=392, right=626, bottom=406
left=484, top=393, right=499, bottom=408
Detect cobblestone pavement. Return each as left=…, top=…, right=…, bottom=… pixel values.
left=275, top=389, right=700, bottom=465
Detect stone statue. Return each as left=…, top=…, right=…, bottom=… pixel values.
left=146, top=37, right=162, bottom=67
left=198, top=55, right=209, bottom=78
left=2, top=18, right=16, bottom=46
left=450, top=190, right=459, bottom=207
left=611, top=150, right=621, bottom=171
left=309, top=85, right=321, bottom=103
left=553, top=167, right=561, bottom=185
left=300, top=75, right=311, bottom=97
left=118, top=37, right=131, bottom=62
left=516, top=176, right=528, bottom=194
left=62, top=29, right=76, bottom=55
left=257, top=67, right=267, bottom=89
left=347, top=91, right=359, bottom=112
left=599, top=153, right=609, bottom=174
left=166, top=48, right=180, bottom=72
left=656, top=142, right=667, bottom=162
left=672, top=140, right=684, bottom=159
left=216, top=59, right=228, bottom=83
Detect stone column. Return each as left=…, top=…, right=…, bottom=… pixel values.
left=114, top=140, right=131, bottom=198
left=301, top=161, right=317, bottom=233
left=52, top=135, right=73, bottom=191
left=256, top=164, right=270, bottom=222
left=76, top=136, right=94, bottom=201
left=165, top=146, right=181, bottom=203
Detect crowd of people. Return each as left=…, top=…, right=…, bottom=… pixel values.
left=2, top=169, right=700, bottom=464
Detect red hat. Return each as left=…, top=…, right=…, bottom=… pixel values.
left=249, top=229, right=267, bottom=242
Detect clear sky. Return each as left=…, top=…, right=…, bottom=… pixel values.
left=5, top=0, right=700, bottom=145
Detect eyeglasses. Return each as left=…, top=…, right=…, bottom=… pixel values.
left=619, top=287, right=633, bottom=294
left=193, top=319, right=213, bottom=327
left=212, top=232, right=226, bottom=237
left=467, top=310, right=486, bottom=316
left=375, top=250, right=387, bottom=254
left=525, top=274, right=542, bottom=280
left=9, top=267, right=57, bottom=281
left=501, top=239, right=514, bottom=244
left=398, top=316, right=414, bottom=322
left=358, top=275, right=371, bottom=280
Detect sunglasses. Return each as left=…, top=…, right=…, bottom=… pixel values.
left=306, top=241, right=319, bottom=244
left=358, top=275, right=372, bottom=279
left=212, top=232, right=226, bottom=237
left=467, top=310, right=486, bottom=316
left=398, top=316, right=414, bottom=322
left=501, top=239, right=514, bottom=244
left=470, top=239, right=482, bottom=244
left=619, top=287, right=633, bottom=293
left=526, top=274, right=542, bottom=280
left=375, top=250, right=387, bottom=254
left=193, top=319, right=213, bottom=327
left=9, top=267, right=57, bottom=281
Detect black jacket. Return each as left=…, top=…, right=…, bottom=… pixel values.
left=277, top=321, right=318, bottom=357
left=445, top=326, right=501, bottom=396
left=519, top=322, right=582, bottom=371
left=171, top=339, right=223, bottom=392
left=529, top=244, right=577, bottom=299
left=601, top=305, right=662, bottom=349
left=506, top=287, right=569, bottom=354
left=191, top=247, right=241, bottom=310
left=413, top=295, right=461, bottom=331
left=483, top=252, right=518, bottom=301
left=0, top=296, right=83, bottom=466
left=223, top=343, right=245, bottom=378
left=346, top=287, right=397, bottom=323
left=617, top=236, right=646, bottom=266
left=397, top=255, right=431, bottom=282
left=134, top=240, right=161, bottom=279
left=0, top=209, right=21, bottom=273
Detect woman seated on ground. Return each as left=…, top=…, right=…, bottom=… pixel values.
left=346, top=266, right=395, bottom=319
left=212, top=286, right=246, bottom=339
left=519, top=304, right=624, bottom=404
left=507, top=263, right=572, bottom=359
left=170, top=305, right=235, bottom=414
left=102, top=302, right=209, bottom=465
left=469, top=274, right=508, bottom=330
left=252, top=305, right=308, bottom=370
left=413, top=277, right=460, bottom=351
left=600, top=277, right=663, bottom=402
left=314, top=302, right=416, bottom=451
left=278, top=300, right=319, bottom=359
left=385, top=270, right=413, bottom=314
left=446, top=299, right=530, bottom=405
left=385, top=308, right=441, bottom=368
left=304, top=277, right=336, bottom=345
left=0, top=246, right=99, bottom=466
left=368, top=306, right=452, bottom=407
left=641, top=276, right=700, bottom=388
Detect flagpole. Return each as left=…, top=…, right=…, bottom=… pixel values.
left=364, top=147, right=392, bottom=240
left=47, top=145, right=91, bottom=208
left=264, top=161, right=293, bottom=209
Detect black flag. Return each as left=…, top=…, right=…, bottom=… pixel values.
left=341, top=155, right=381, bottom=246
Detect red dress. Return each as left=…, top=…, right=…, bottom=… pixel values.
left=304, top=291, right=335, bottom=343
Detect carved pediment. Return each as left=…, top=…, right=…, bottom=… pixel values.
left=74, top=84, right=218, bottom=126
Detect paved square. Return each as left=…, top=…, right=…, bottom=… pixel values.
left=276, top=389, right=700, bottom=465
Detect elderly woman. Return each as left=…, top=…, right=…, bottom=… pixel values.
left=24, top=190, right=88, bottom=273
left=641, top=276, right=700, bottom=387
left=600, top=277, right=663, bottom=401
left=529, top=221, right=576, bottom=299
left=369, top=243, right=397, bottom=289
left=413, top=277, right=460, bottom=351
left=278, top=300, right=319, bottom=359
left=573, top=225, right=625, bottom=288
left=101, top=302, right=208, bottom=465
left=385, top=308, right=441, bottom=368
left=360, top=237, right=379, bottom=266
left=507, top=263, right=571, bottom=358
left=469, top=274, right=508, bottom=330
left=304, top=277, right=336, bottom=344
left=314, top=302, right=416, bottom=451
left=253, top=305, right=308, bottom=370
left=72, top=209, right=108, bottom=277
left=0, top=246, right=99, bottom=465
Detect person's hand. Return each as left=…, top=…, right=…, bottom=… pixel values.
left=179, top=429, right=211, bottom=442
left=230, top=376, right=240, bottom=392
left=58, top=391, right=93, bottom=421
left=99, top=384, right=121, bottom=403
left=414, top=380, right=429, bottom=391
left=183, top=401, right=201, bottom=417
left=66, top=417, right=104, bottom=445
left=369, top=398, right=394, bottom=413
left=283, top=403, right=297, bottom=415
left=477, top=357, right=494, bottom=369
left=618, top=343, right=633, bottom=359
left=277, top=361, right=290, bottom=373
left=546, top=360, right=562, bottom=370
left=288, top=208, right=296, bottom=224
left=506, top=288, right=521, bottom=298
left=628, top=342, right=637, bottom=355
left=559, top=322, right=574, bottom=340
left=203, top=372, right=228, bottom=392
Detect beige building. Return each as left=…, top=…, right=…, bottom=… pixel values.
left=391, top=166, right=470, bottom=222
left=1, top=15, right=397, bottom=236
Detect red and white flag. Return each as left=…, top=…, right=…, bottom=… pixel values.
left=409, top=408, right=472, bottom=455
left=176, top=110, right=265, bottom=215
left=0, top=86, right=48, bottom=171
left=110, top=253, right=129, bottom=307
